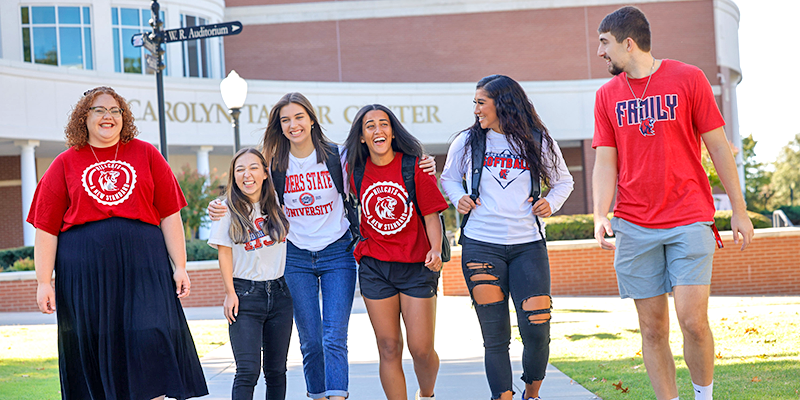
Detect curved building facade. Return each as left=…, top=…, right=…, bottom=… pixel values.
left=0, top=0, right=742, bottom=248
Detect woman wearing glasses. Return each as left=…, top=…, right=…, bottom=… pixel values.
left=27, top=87, right=208, bottom=400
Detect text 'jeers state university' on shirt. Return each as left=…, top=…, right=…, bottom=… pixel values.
left=284, top=170, right=336, bottom=218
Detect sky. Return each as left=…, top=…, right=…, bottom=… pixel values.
left=734, top=0, right=800, bottom=164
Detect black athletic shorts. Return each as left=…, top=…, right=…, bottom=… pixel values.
left=358, top=256, right=439, bottom=300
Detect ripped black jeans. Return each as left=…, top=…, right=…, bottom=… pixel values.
left=461, top=235, right=551, bottom=399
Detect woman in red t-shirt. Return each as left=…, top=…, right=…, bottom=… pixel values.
left=343, top=104, right=448, bottom=400
left=27, top=87, right=207, bottom=400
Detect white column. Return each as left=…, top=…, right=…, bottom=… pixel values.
left=730, top=82, right=746, bottom=199
left=196, top=146, right=212, bottom=176
left=196, top=146, right=213, bottom=240
left=92, top=0, right=115, bottom=73
left=15, top=140, right=40, bottom=246
left=0, top=1, right=21, bottom=61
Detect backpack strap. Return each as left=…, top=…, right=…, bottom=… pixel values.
left=271, top=168, right=287, bottom=207
left=325, top=143, right=345, bottom=196
left=530, top=129, right=543, bottom=202
left=353, top=163, right=365, bottom=201
left=324, top=143, right=361, bottom=251
left=401, top=153, right=420, bottom=213
left=530, top=129, right=545, bottom=243
left=459, top=134, right=486, bottom=232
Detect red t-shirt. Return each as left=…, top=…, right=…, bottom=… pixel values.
left=352, top=153, right=448, bottom=264
left=27, top=138, right=187, bottom=235
left=592, top=59, right=724, bottom=229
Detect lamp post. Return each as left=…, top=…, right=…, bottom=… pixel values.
left=220, top=70, right=248, bottom=152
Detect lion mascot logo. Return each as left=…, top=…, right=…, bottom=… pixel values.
left=376, top=196, right=397, bottom=220
left=98, top=170, right=121, bottom=191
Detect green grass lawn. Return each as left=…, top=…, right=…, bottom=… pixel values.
left=547, top=297, right=800, bottom=399
left=0, top=320, right=229, bottom=399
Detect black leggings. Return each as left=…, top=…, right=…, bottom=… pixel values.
left=461, top=235, right=552, bottom=399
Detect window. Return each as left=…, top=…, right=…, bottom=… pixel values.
left=20, top=6, right=93, bottom=69
left=111, top=7, right=165, bottom=75
left=181, top=14, right=211, bottom=78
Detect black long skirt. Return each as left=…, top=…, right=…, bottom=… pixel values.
left=54, top=218, right=208, bottom=400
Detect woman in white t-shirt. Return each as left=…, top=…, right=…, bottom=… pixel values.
left=209, top=93, right=435, bottom=400
left=208, top=148, right=292, bottom=399
left=440, top=75, right=574, bottom=400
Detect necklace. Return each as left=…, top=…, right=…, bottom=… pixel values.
left=625, top=57, right=657, bottom=136
left=89, top=141, right=120, bottom=164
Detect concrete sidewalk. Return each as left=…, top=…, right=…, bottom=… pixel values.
left=196, top=295, right=597, bottom=400
left=0, top=296, right=597, bottom=399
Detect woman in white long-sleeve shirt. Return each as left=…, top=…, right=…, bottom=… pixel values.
left=440, top=74, right=574, bottom=400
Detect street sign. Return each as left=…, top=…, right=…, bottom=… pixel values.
left=130, top=1, right=241, bottom=161
left=131, top=33, right=158, bottom=54
left=132, top=33, right=143, bottom=47
left=144, top=53, right=162, bottom=72
left=132, top=22, right=242, bottom=50
left=162, top=21, right=242, bottom=43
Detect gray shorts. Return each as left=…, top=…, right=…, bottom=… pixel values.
left=611, top=217, right=716, bottom=299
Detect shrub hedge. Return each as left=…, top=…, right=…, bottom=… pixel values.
left=0, top=240, right=219, bottom=272
left=0, top=246, right=34, bottom=270
left=186, top=239, right=218, bottom=261
left=543, top=211, right=773, bottom=241
left=9, top=257, right=35, bottom=271
left=541, top=214, right=596, bottom=241
left=713, top=210, right=772, bottom=230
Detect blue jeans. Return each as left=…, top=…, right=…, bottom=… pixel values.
left=284, top=232, right=357, bottom=399
left=461, top=236, right=552, bottom=399
left=228, top=277, right=294, bottom=400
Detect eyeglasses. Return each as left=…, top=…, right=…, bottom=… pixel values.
left=88, top=106, right=123, bottom=117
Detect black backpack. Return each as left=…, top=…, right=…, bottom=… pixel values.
left=272, top=143, right=361, bottom=251
left=353, top=153, right=451, bottom=263
left=459, top=129, right=545, bottom=244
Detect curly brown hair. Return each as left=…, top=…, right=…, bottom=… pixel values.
left=65, top=86, right=139, bottom=148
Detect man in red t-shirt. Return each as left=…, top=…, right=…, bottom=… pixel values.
left=591, top=6, right=754, bottom=400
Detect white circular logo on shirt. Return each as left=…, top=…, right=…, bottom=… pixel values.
left=82, top=160, right=137, bottom=206
left=362, top=181, right=413, bottom=235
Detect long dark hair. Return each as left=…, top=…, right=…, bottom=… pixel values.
left=344, top=104, right=424, bottom=176
left=225, top=148, right=289, bottom=244
left=263, top=92, right=334, bottom=172
left=460, top=74, right=559, bottom=188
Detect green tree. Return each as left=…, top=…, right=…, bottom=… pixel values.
left=177, top=165, right=223, bottom=239
left=741, top=134, right=774, bottom=210
left=770, top=133, right=800, bottom=208
left=700, top=141, right=728, bottom=192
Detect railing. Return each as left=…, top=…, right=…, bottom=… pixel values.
left=772, top=210, right=794, bottom=227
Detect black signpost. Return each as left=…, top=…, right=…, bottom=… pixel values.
left=131, top=0, right=242, bottom=160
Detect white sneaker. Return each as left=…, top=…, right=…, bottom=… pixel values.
left=415, top=389, right=435, bottom=400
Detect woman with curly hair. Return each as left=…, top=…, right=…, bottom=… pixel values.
left=27, top=87, right=208, bottom=400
